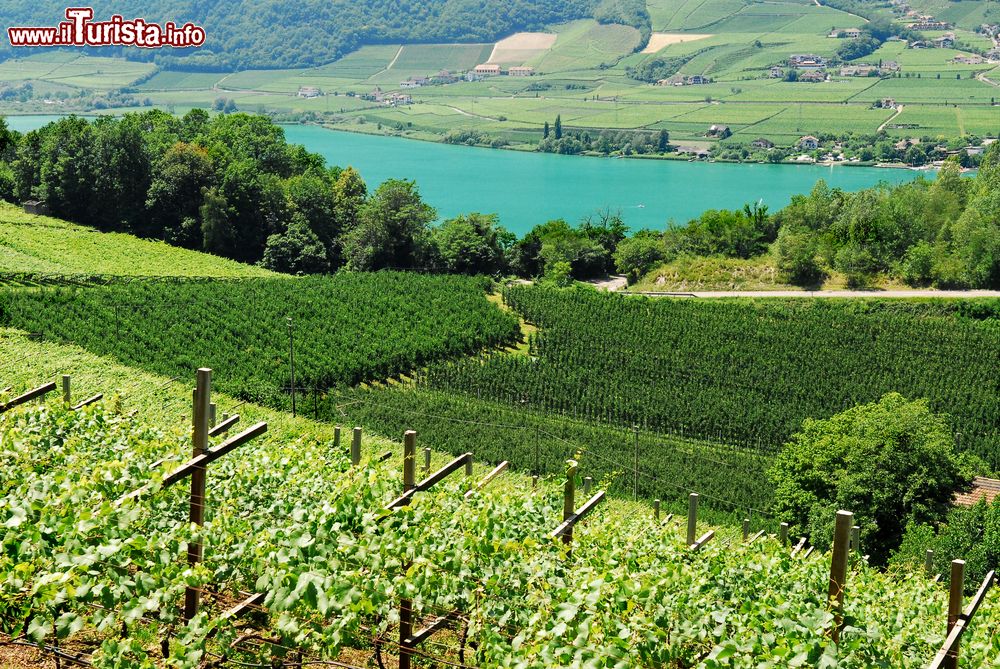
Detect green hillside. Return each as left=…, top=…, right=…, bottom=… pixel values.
left=0, top=203, right=276, bottom=280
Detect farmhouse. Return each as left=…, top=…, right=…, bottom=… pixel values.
left=987, top=48, right=1000, bottom=62
left=656, top=74, right=686, bottom=86
left=685, top=74, right=710, bottom=84
left=432, top=70, right=457, bottom=84
left=799, top=135, right=819, bottom=150
left=952, top=55, right=984, bottom=65
left=840, top=64, right=879, bottom=77
left=932, top=34, right=955, bottom=48
left=508, top=66, right=535, bottom=77
left=399, top=79, right=420, bottom=89
left=297, top=86, right=321, bottom=98
left=706, top=124, right=731, bottom=139
left=895, top=137, right=919, bottom=151
left=474, top=63, right=501, bottom=76
left=880, top=97, right=896, bottom=108
left=675, top=145, right=711, bottom=159
left=788, top=54, right=826, bottom=68
left=751, top=138, right=775, bottom=149
left=385, top=92, right=412, bottom=106
left=769, top=66, right=784, bottom=78
left=829, top=28, right=863, bottom=38
left=799, top=70, right=827, bottom=82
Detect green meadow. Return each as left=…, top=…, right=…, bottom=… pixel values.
left=1, top=0, right=997, bottom=148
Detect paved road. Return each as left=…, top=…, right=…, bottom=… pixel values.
left=633, top=289, right=1000, bottom=298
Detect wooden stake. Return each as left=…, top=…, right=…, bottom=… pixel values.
left=423, top=447, right=431, bottom=476
left=925, top=549, right=935, bottom=578
left=351, top=427, right=361, bottom=467
left=828, top=510, right=853, bottom=643
left=532, top=475, right=538, bottom=490
left=850, top=525, right=860, bottom=554
left=399, top=596, right=413, bottom=669
left=403, top=430, right=416, bottom=492
left=464, top=452, right=473, bottom=477
left=209, top=402, right=217, bottom=429
left=654, top=499, right=660, bottom=522
left=742, top=518, right=750, bottom=542
left=945, top=560, right=965, bottom=669
left=584, top=476, right=592, bottom=495
left=184, top=368, right=211, bottom=623
left=563, top=462, right=577, bottom=546
left=62, top=374, right=71, bottom=405
left=687, top=493, right=699, bottom=546
left=333, top=426, right=341, bottom=451
left=780, top=522, right=789, bottom=546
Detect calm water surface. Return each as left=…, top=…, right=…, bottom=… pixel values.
left=8, top=115, right=928, bottom=235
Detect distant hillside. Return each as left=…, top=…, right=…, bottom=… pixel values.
left=0, top=203, right=277, bottom=280
left=0, top=0, right=600, bottom=70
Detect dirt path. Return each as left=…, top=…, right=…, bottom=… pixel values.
left=634, top=289, right=1000, bottom=298
left=877, top=104, right=904, bottom=132
left=585, top=275, right=628, bottom=291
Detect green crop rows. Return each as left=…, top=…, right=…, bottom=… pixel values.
left=420, top=286, right=1000, bottom=467
left=0, top=273, right=520, bottom=405
left=3, top=400, right=998, bottom=668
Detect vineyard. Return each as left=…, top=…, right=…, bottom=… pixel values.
left=418, top=286, right=1000, bottom=467
left=331, top=386, right=777, bottom=520
left=0, top=273, right=520, bottom=403
left=2, top=388, right=998, bottom=669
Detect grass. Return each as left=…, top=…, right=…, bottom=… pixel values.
left=0, top=203, right=277, bottom=279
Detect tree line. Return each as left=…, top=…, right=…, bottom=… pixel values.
left=613, top=144, right=1000, bottom=290
left=2, top=111, right=998, bottom=289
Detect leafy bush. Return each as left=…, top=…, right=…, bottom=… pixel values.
left=769, top=393, right=972, bottom=565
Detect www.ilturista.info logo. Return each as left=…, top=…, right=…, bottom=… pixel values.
left=8, top=7, right=206, bottom=48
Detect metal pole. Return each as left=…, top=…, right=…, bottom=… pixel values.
left=633, top=425, right=639, bottom=501
left=287, top=318, right=296, bottom=417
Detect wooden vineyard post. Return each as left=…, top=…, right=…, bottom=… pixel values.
left=687, top=493, right=699, bottom=546
left=780, top=522, right=789, bottom=546
left=423, top=447, right=431, bottom=476
left=399, top=594, right=414, bottom=669
left=532, top=475, right=538, bottom=490
left=563, top=461, right=577, bottom=546
left=925, top=550, right=935, bottom=578
left=403, top=430, right=416, bottom=492
left=828, top=510, right=853, bottom=643
left=654, top=499, right=660, bottom=522
left=465, top=452, right=473, bottom=478
left=209, top=402, right=217, bottom=429
left=743, top=518, right=750, bottom=542
left=945, top=560, right=965, bottom=669
left=333, top=426, right=341, bottom=451
left=584, top=476, right=592, bottom=496
left=185, top=368, right=211, bottom=623
left=351, top=427, right=361, bottom=467
left=850, top=525, right=860, bottom=555
left=62, top=374, right=71, bottom=405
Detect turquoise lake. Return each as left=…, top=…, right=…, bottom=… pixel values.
left=7, top=115, right=929, bottom=236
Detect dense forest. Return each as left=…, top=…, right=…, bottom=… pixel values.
left=0, top=0, right=599, bottom=69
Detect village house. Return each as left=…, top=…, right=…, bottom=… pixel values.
left=979, top=23, right=1000, bottom=37
left=399, top=79, right=420, bottom=89
left=706, top=124, right=731, bottom=139
left=465, top=71, right=483, bottom=82
left=987, top=48, right=1000, bottom=62
left=881, top=60, right=901, bottom=72
left=656, top=74, right=686, bottom=86
left=675, top=145, right=711, bottom=159
left=432, top=70, right=457, bottom=84
left=840, top=64, right=879, bottom=77
left=951, top=54, right=984, bottom=65
left=788, top=54, right=826, bottom=68
left=879, top=97, right=896, bottom=108
left=799, top=70, right=827, bottom=82
left=829, top=27, right=863, bottom=38
left=685, top=74, right=710, bottom=85
left=799, top=135, right=819, bottom=150
left=954, top=477, right=1000, bottom=507
left=297, top=86, right=321, bottom=98
left=508, top=66, right=535, bottom=77
left=473, top=63, right=502, bottom=76
left=385, top=92, right=412, bottom=106
left=769, top=66, right=784, bottom=78
left=895, top=137, right=919, bottom=151
left=751, top=137, right=775, bottom=149
left=932, top=33, right=955, bottom=48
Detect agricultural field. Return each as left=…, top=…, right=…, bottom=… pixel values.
left=422, top=285, right=1000, bottom=468
left=0, top=204, right=276, bottom=280
left=2, top=0, right=997, bottom=149
left=0, top=53, right=154, bottom=91
left=0, top=273, right=521, bottom=403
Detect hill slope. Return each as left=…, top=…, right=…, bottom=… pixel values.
left=0, top=0, right=600, bottom=69
left=0, top=203, right=276, bottom=280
